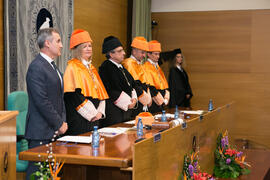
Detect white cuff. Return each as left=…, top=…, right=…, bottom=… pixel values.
left=138, top=90, right=152, bottom=106
left=76, top=100, right=98, bottom=121
left=114, top=91, right=131, bottom=111
left=131, top=89, right=138, bottom=100
left=164, top=90, right=170, bottom=104
left=97, top=100, right=106, bottom=118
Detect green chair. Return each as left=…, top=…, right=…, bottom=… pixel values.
left=8, top=91, right=29, bottom=172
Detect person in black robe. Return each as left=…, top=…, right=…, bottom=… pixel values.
left=99, top=36, right=143, bottom=127
left=169, top=48, right=193, bottom=108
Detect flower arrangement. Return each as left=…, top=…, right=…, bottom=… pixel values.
left=31, top=132, right=65, bottom=180
left=213, top=130, right=250, bottom=178
left=49, top=157, right=65, bottom=180
left=31, top=159, right=64, bottom=180
left=181, top=151, right=214, bottom=180
left=31, top=161, right=51, bottom=180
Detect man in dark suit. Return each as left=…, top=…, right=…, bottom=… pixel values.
left=99, top=36, right=143, bottom=127
left=25, top=28, right=68, bottom=179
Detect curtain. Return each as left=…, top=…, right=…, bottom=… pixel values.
left=132, top=0, right=152, bottom=41
left=5, top=0, right=73, bottom=95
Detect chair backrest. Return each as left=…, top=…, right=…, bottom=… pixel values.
left=8, top=91, right=29, bottom=172
left=7, top=91, right=28, bottom=135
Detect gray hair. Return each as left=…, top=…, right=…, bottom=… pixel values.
left=37, top=28, right=59, bottom=49
left=105, top=50, right=115, bottom=59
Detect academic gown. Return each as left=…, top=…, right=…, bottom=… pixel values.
left=63, top=59, right=108, bottom=135
left=168, top=66, right=193, bottom=108
left=99, top=60, right=143, bottom=126
left=143, top=61, right=169, bottom=113
left=122, top=57, right=149, bottom=116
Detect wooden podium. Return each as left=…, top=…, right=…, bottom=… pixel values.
left=133, top=103, right=234, bottom=179
left=0, top=111, right=18, bottom=180
left=19, top=103, right=234, bottom=180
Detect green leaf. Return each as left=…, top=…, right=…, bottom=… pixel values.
left=242, top=168, right=251, bottom=175
left=228, top=166, right=234, bottom=171
left=232, top=170, right=240, bottom=178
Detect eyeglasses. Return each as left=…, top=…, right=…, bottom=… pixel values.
left=113, top=49, right=124, bottom=53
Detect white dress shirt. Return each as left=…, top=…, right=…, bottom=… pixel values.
left=40, top=52, right=63, bottom=85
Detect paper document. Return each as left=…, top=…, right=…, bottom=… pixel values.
left=57, top=135, right=92, bottom=144
left=123, top=120, right=136, bottom=124
left=99, top=127, right=130, bottom=137
left=180, top=110, right=204, bottom=115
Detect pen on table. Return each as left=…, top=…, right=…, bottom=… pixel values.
left=100, top=132, right=117, bottom=136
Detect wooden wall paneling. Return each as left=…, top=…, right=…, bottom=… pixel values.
left=152, top=10, right=270, bottom=148
left=152, top=11, right=251, bottom=73
left=74, top=0, right=128, bottom=68
left=251, top=10, right=270, bottom=73
left=247, top=10, right=270, bottom=146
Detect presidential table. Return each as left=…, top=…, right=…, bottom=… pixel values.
left=19, top=103, right=267, bottom=180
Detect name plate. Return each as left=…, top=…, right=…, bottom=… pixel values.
left=182, top=122, right=187, bottom=129
left=154, top=133, right=161, bottom=143
left=199, top=114, right=204, bottom=121
left=135, top=138, right=145, bottom=143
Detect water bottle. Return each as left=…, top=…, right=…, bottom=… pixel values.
left=174, top=105, right=179, bottom=119
left=92, top=126, right=99, bottom=149
left=208, top=99, right=213, bottom=111
left=161, top=110, right=167, bottom=122
left=137, top=118, right=144, bottom=137
left=92, top=148, right=99, bottom=156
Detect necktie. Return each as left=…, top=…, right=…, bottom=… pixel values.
left=51, top=61, right=62, bottom=77
left=119, top=67, right=131, bottom=87
left=51, top=61, right=63, bottom=88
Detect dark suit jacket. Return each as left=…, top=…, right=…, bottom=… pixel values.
left=169, top=66, right=193, bottom=108
left=25, top=54, right=66, bottom=140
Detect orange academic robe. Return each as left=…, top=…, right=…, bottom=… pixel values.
left=143, top=60, right=169, bottom=113
left=63, top=58, right=108, bottom=135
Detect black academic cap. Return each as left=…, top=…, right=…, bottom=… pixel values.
left=102, top=36, right=123, bottom=54
left=173, top=48, right=182, bottom=54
